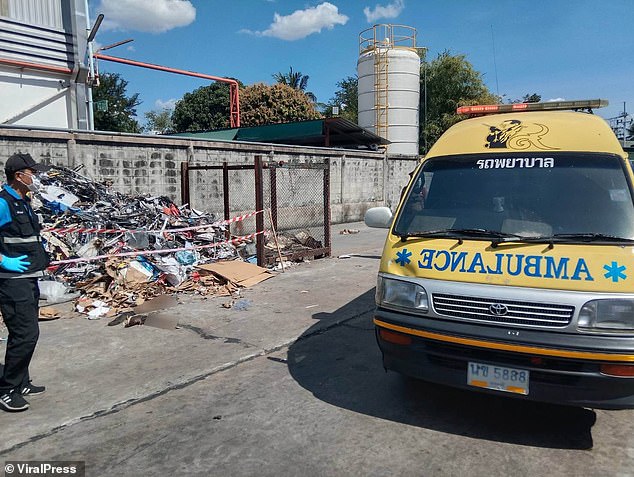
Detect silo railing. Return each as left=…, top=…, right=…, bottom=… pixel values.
left=359, top=24, right=418, bottom=54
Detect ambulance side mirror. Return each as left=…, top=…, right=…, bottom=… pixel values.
left=364, top=207, right=393, bottom=229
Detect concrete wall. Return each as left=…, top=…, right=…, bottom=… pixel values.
left=0, top=126, right=420, bottom=223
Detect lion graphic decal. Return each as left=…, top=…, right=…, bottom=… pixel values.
left=485, top=119, right=558, bottom=150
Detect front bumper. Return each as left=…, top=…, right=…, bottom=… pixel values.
left=375, top=310, right=634, bottom=410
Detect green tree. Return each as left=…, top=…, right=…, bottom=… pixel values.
left=509, top=93, right=541, bottom=104
left=143, top=109, right=174, bottom=134
left=325, top=75, right=358, bottom=123
left=273, top=67, right=316, bottom=102
left=93, top=72, right=141, bottom=133
left=420, top=51, right=498, bottom=153
left=172, top=81, right=243, bottom=132
left=240, top=83, right=321, bottom=127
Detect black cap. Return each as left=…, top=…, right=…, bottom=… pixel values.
left=4, top=153, right=49, bottom=175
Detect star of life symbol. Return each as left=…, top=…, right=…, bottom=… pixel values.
left=395, top=249, right=412, bottom=266
left=603, top=261, right=626, bottom=283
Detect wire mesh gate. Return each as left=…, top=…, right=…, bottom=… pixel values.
left=181, top=156, right=331, bottom=266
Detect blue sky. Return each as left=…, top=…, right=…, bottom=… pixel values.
left=89, top=0, right=634, bottom=128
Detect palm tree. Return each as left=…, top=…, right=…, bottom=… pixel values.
left=273, top=67, right=316, bottom=102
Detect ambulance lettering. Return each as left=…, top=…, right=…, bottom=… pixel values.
left=476, top=157, right=555, bottom=169
left=416, top=249, right=595, bottom=281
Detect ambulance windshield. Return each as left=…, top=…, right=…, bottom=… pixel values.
left=394, top=153, right=634, bottom=241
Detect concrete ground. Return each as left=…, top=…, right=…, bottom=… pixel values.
left=0, top=222, right=388, bottom=453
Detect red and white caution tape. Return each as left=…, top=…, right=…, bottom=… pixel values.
left=42, top=209, right=265, bottom=235
left=49, top=231, right=265, bottom=266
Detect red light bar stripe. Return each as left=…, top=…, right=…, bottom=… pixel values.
left=457, top=105, right=499, bottom=114
left=457, top=99, right=608, bottom=116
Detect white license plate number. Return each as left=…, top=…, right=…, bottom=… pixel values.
left=467, top=362, right=529, bottom=395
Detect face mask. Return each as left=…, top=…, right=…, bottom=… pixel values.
left=30, top=176, right=43, bottom=193
left=26, top=181, right=40, bottom=193
left=16, top=172, right=41, bottom=193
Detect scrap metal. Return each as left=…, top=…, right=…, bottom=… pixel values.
left=32, top=165, right=248, bottom=318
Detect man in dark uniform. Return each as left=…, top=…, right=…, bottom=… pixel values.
left=0, top=153, right=50, bottom=412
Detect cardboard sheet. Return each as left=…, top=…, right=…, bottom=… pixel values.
left=39, top=306, right=61, bottom=321
left=196, top=260, right=272, bottom=287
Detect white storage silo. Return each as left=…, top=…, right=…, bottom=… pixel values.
left=358, top=25, right=421, bottom=157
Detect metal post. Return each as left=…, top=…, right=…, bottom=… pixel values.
left=180, top=161, right=190, bottom=206
left=423, top=56, right=427, bottom=154
left=623, top=102, right=627, bottom=147
left=324, top=159, right=331, bottom=256
left=223, top=162, right=230, bottom=239
left=84, top=0, right=95, bottom=130
left=255, top=155, right=265, bottom=266
left=270, top=166, right=278, bottom=231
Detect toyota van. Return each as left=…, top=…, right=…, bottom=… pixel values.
left=366, top=99, right=634, bottom=409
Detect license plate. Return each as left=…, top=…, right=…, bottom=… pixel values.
left=467, top=362, right=529, bottom=395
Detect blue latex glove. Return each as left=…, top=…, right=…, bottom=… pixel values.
left=0, top=255, right=30, bottom=273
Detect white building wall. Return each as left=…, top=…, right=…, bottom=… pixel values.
left=0, top=0, right=90, bottom=129
left=7, top=0, right=64, bottom=29
left=0, top=66, right=72, bottom=128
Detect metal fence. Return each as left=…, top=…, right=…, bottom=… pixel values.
left=181, top=156, right=331, bottom=266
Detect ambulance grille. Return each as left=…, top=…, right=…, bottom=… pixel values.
left=432, top=294, right=574, bottom=328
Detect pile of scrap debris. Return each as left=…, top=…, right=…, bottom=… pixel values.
left=263, top=230, right=325, bottom=267
left=33, top=165, right=269, bottom=320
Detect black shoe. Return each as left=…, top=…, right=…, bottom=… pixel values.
left=20, top=382, right=45, bottom=396
left=0, top=390, right=29, bottom=412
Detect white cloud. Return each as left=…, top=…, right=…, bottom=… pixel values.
left=97, top=0, right=196, bottom=34
left=364, top=0, right=404, bottom=23
left=244, top=2, right=348, bottom=41
left=548, top=97, right=566, bottom=102
left=155, top=98, right=177, bottom=110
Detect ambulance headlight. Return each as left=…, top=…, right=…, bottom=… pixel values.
left=578, top=299, right=634, bottom=332
left=376, top=276, right=429, bottom=312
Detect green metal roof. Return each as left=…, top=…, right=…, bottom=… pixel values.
left=169, top=118, right=388, bottom=149
left=171, top=128, right=239, bottom=141
left=237, top=120, right=324, bottom=142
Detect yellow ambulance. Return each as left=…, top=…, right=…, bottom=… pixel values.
left=365, top=99, right=634, bottom=409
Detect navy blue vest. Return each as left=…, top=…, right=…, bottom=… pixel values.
left=0, top=188, right=50, bottom=277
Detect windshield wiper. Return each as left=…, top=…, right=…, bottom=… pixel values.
left=399, top=228, right=524, bottom=242
left=494, top=233, right=634, bottom=247
left=541, top=233, right=634, bottom=244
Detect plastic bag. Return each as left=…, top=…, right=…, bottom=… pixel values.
left=38, top=280, right=80, bottom=304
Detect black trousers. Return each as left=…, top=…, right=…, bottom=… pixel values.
left=0, top=277, right=40, bottom=394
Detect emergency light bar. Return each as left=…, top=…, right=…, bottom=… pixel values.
left=457, top=99, right=609, bottom=116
